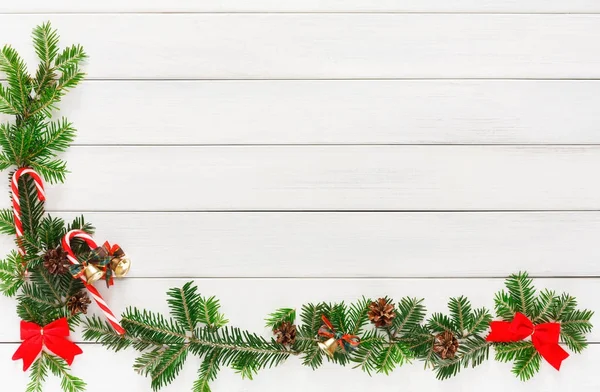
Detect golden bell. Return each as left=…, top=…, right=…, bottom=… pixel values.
left=317, top=338, right=338, bottom=358
left=110, top=256, right=131, bottom=278
left=84, top=264, right=104, bottom=284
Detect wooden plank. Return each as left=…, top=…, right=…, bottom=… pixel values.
left=0, top=278, right=597, bottom=342
left=0, top=212, right=597, bottom=277
left=1, top=343, right=599, bottom=391
left=0, top=146, right=596, bottom=211
left=3, top=80, right=600, bottom=145
left=2, top=14, right=600, bottom=79
left=2, top=343, right=599, bottom=391
left=2, top=0, right=600, bottom=13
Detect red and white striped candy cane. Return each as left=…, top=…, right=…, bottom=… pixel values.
left=62, top=230, right=125, bottom=335
left=12, top=168, right=46, bottom=256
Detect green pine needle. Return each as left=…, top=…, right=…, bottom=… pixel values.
left=43, top=353, right=86, bottom=392
left=26, top=356, right=48, bottom=392
left=0, top=250, right=26, bottom=296
left=265, top=308, right=296, bottom=329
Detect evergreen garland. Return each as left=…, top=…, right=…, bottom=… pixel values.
left=0, top=23, right=595, bottom=392
left=84, top=272, right=592, bottom=391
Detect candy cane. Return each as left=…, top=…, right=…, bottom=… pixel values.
left=62, top=230, right=125, bottom=335
left=12, top=168, right=46, bottom=256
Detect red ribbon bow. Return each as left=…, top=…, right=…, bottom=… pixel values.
left=12, top=318, right=83, bottom=371
left=318, top=315, right=360, bottom=351
left=486, top=312, right=569, bottom=370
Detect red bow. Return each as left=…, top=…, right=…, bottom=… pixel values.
left=12, top=318, right=83, bottom=371
left=318, top=315, right=360, bottom=351
left=486, top=312, right=569, bottom=370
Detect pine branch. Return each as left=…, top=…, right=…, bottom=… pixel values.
left=392, top=297, right=426, bottom=337
left=0, top=208, right=16, bottom=235
left=29, top=157, right=68, bottom=183
left=0, top=84, right=18, bottom=114
left=427, top=313, right=454, bottom=334
left=43, top=352, right=86, bottom=392
left=167, top=281, right=202, bottom=334
left=122, top=308, right=188, bottom=345
left=197, top=295, right=228, bottom=329
left=0, top=45, right=32, bottom=112
left=26, top=355, right=48, bottom=392
left=350, top=330, right=384, bottom=375
left=265, top=308, right=296, bottom=329
left=347, top=297, right=371, bottom=336
left=512, top=348, right=541, bottom=381
left=193, top=349, right=221, bottom=392
left=449, top=296, right=473, bottom=337
left=134, top=348, right=165, bottom=377
left=531, top=289, right=556, bottom=323
left=32, top=22, right=59, bottom=95
left=0, top=250, right=26, bottom=296
left=149, top=344, right=189, bottom=390
left=505, top=272, right=536, bottom=316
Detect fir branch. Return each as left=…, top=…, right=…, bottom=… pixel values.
left=0, top=208, right=16, bottom=235
left=392, top=297, right=426, bottom=338
left=0, top=250, right=26, bottom=296
left=0, top=45, right=32, bottom=112
left=197, top=295, right=228, bottom=330
left=149, top=344, right=189, bottom=390
left=43, top=352, right=86, bottom=392
left=350, top=331, right=384, bottom=375
left=32, top=22, right=59, bottom=95
left=427, top=313, right=454, bottom=334
left=122, top=308, right=188, bottom=344
left=265, top=308, right=296, bottom=329
left=467, top=308, right=492, bottom=336
left=374, top=341, right=411, bottom=375
left=0, top=123, right=18, bottom=166
left=167, top=281, right=201, bottom=334
left=134, top=348, right=165, bottom=377
left=0, top=84, right=19, bottom=114
left=531, top=289, right=556, bottom=323
left=300, top=344, right=323, bottom=369
left=193, top=349, right=221, bottom=392
left=347, top=297, right=371, bottom=336
left=449, top=296, right=472, bottom=337
left=29, top=158, right=68, bottom=184
left=512, top=348, right=541, bottom=381
left=26, top=355, right=48, bottom=392
left=505, top=272, right=536, bottom=316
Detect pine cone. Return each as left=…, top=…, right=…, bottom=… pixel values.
left=67, top=291, right=92, bottom=315
left=433, top=331, right=459, bottom=359
left=273, top=321, right=297, bottom=346
left=368, top=298, right=395, bottom=327
left=43, top=247, right=69, bottom=275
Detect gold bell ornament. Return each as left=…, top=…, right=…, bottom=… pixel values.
left=317, top=337, right=339, bottom=358
left=93, top=241, right=131, bottom=279
left=317, top=315, right=360, bottom=358
left=110, top=254, right=131, bottom=278
left=84, top=264, right=105, bottom=284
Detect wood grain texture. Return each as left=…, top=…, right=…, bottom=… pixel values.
left=2, top=14, right=600, bottom=79
left=0, top=278, right=597, bottom=342
left=2, top=0, right=600, bottom=13
left=0, top=146, right=595, bottom=211
left=0, top=212, right=597, bottom=277
left=3, top=80, right=599, bottom=145
left=2, top=344, right=598, bottom=392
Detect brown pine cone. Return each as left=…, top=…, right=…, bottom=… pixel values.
left=273, top=321, right=297, bottom=346
left=368, top=298, right=396, bottom=327
left=43, top=247, right=69, bottom=275
left=67, top=291, right=92, bottom=315
left=433, top=331, right=459, bottom=359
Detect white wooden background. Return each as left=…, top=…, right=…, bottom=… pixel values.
left=1, top=2, right=600, bottom=391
